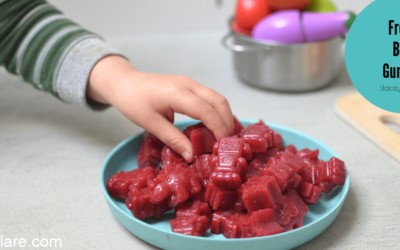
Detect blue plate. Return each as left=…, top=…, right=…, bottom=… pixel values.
left=100, top=119, right=349, bottom=250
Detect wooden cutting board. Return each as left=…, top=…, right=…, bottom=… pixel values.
left=335, top=92, right=400, bottom=162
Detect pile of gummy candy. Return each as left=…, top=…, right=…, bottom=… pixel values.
left=107, top=117, right=346, bottom=238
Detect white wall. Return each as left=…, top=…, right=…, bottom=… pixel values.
left=48, top=0, right=374, bottom=40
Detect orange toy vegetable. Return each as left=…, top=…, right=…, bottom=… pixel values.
left=267, top=0, right=312, bottom=11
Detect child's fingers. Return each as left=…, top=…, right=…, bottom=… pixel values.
left=144, top=114, right=193, bottom=163
left=170, top=91, right=229, bottom=140
left=190, top=86, right=234, bottom=136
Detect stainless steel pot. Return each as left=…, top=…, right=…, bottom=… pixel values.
left=222, top=31, right=343, bottom=92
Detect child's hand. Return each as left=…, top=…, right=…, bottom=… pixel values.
left=87, top=55, right=234, bottom=162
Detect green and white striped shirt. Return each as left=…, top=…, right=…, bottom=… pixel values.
left=0, top=0, right=122, bottom=109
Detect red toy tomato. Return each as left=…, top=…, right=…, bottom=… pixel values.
left=267, top=0, right=312, bottom=11
left=235, top=0, right=271, bottom=31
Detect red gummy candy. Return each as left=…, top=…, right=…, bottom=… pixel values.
left=183, top=123, right=217, bottom=155
left=297, top=160, right=313, bottom=183
left=191, top=127, right=217, bottom=156
left=297, top=181, right=322, bottom=204
left=183, top=123, right=205, bottom=138
left=125, top=185, right=172, bottom=221
left=210, top=210, right=246, bottom=238
left=161, top=146, right=185, bottom=167
left=274, top=196, right=298, bottom=226
left=241, top=122, right=272, bottom=152
left=242, top=176, right=283, bottom=213
left=211, top=137, right=252, bottom=189
left=189, top=188, right=206, bottom=202
left=233, top=116, right=244, bottom=135
left=110, top=122, right=348, bottom=238
left=193, top=154, right=214, bottom=188
left=283, top=144, right=298, bottom=154
left=247, top=148, right=279, bottom=179
left=137, top=132, right=165, bottom=169
left=224, top=214, right=251, bottom=238
left=325, top=157, right=347, bottom=186
left=238, top=214, right=256, bottom=238
left=107, top=167, right=156, bottom=199
left=155, top=162, right=187, bottom=183
left=170, top=215, right=210, bottom=236
left=210, top=210, right=230, bottom=235
left=277, top=151, right=306, bottom=173
left=210, top=160, right=246, bottom=190
left=298, top=157, right=346, bottom=195
left=125, top=187, right=155, bottom=220
left=154, top=200, right=172, bottom=220
left=234, top=186, right=246, bottom=212
left=151, top=164, right=202, bottom=208
left=176, top=200, right=212, bottom=219
left=287, top=173, right=302, bottom=189
left=272, top=132, right=283, bottom=150
left=297, top=148, right=319, bottom=162
left=313, top=157, right=346, bottom=194
left=213, top=137, right=252, bottom=161
left=204, top=180, right=238, bottom=210
left=251, top=209, right=283, bottom=237
left=282, top=189, right=309, bottom=232
left=210, top=209, right=283, bottom=238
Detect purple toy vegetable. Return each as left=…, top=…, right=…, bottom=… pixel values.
left=252, top=10, right=356, bottom=44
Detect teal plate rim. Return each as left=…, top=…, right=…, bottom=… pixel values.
left=100, top=119, right=350, bottom=250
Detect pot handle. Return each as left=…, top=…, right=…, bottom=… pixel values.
left=222, top=31, right=270, bottom=52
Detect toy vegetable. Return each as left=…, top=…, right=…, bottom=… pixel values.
left=252, top=10, right=356, bottom=44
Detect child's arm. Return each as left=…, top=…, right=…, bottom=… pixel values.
left=0, top=0, right=233, bottom=161
left=87, top=55, right=234, bottom=162
left=0, top=0, right=123, bottom=110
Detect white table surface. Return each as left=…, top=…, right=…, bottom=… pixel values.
left=1, top=32, right=399, bottom=249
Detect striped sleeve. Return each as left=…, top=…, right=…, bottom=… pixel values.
left=0, top=0, right=124, bottom=110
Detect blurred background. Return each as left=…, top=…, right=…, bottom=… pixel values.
left=48, top=0, right=373, bottom=40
